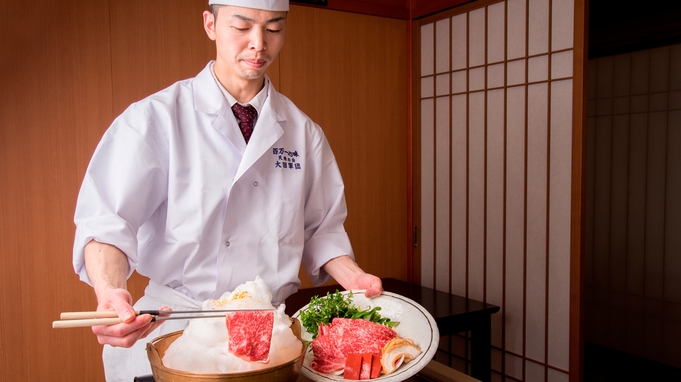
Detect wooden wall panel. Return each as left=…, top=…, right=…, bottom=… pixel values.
left=281, top=6, right=409, bottom=288
left=410, top=0, right=474, bottom=19
left=295, top=0, right=480, bottom=21
left=109, top=0, right=216, bottom=116
left=0, top=1, right=408, bottom=380
left=306, top=0, right=410, bottom=19
left=0, top=0, right=113, bottom=380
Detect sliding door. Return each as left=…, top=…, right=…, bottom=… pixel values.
left=413, top=0, right=586, bottom=380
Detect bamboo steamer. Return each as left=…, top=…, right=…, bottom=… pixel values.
left=146, top=318, right=306, bottom=382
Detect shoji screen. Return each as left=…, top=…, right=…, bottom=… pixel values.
left=586, top=44, right=681, bottom=369
left=415, top=0, right=583, bottom=381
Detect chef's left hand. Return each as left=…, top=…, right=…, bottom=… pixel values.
left=353, top=273, right=383, bottom=298
left=322, top=255, right=383, bottom=298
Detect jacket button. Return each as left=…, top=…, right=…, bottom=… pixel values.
left=253, top=181, right=259, bottom=187
left=225, top=241, right=230, bottom=247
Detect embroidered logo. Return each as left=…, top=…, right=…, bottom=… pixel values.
left=273, top=147, right=301, bottom=170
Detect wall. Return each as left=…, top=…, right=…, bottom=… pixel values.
left=301, top=0, right=411, bottom=19
left=278, top=5, right=410, bottom=288
left=0, top=0, right=407, bottom=380
left=291, top=0, right=473, bottom=20
left=585, top=43, right=681, bottom=368
left=414, top=0, right=585, bottom=380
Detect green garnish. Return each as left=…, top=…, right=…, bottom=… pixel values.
left=299, top=290, right=398, bottom=339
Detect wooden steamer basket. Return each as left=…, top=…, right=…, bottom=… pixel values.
left=146, top=318, right=306, bottom=382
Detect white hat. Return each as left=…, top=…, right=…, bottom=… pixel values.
left=208, top=0, right=289, bottom=12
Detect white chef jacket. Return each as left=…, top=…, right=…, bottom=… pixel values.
left=72, top=61, right=355, bottom=306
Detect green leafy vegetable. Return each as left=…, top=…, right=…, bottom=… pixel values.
left=299, top=290, right=398, bottom=339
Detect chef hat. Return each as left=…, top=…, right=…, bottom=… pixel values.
left=208, top=0, right=289, bottom=12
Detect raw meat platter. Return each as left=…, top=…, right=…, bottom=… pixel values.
left=292, top=291, right=440, bottom=381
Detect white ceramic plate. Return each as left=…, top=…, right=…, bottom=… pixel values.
left=292, top=290, right=439, bottom=382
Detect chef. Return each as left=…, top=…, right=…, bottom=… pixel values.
left=71, top=0, right=383, bottom=380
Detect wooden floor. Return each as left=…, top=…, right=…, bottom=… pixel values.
left=584, top=342, right=681, bottom=381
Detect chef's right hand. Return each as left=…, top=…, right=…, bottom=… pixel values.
left=90, top=287, right=167, bottom=348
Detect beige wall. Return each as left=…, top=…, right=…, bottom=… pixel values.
left=0, top=1, right=407, bottom=380
left=586, top=43, right=681, bottom=368
left=414, top=0, right=585, bottom=380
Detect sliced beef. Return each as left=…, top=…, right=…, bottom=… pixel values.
left=225, top=310, right=274, bottom=363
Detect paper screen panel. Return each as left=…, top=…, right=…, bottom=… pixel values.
left=552, top=51, right=574, bottom=79
left=526, top=360, right=546, bottom=381
left=667, top=110, right=681, bottom=303
left=437, top=73, right=451, bottom=96
left=468, top=91, right=486, bottom=302
left=436, top=96, right=451, bottom=292
left=505, top=352, right=523, bottom=380
left=488, top=63, right=505, bottom=88
left=529, top=55, right=549, bottom=83
left=469, top=8, right=486, bottom=67
left=672, top=45, right=681, bottom=89
left=451, top=14, right=468, bottom=71
left=452, top=70, right=467, bottom=93
left=627, top=113, right=647, bottom=296
left=505, top=85, right=526, bottom=357
left=609, top=113, right=630, bottom=294
left=630, top=51, right=650, bottom=94
left=422, top=76, right=435, bottom=98
left=650, top=48, right=670, bottom=92
left=436, top=19, right=450, bottom=73
left=549, top=368, right=570, bottom=382
left=507, top=0, right=527, bottom=60
left=487, top=2, right=505, bottom=64
left=592, top=115, right=611, bottom=292
left=645, top=112, right=667, bottom=300
left=422, top=23, right=434, bottom=76
left=421, top=98, right=435, bottom=288
left=451, top=94, right=469, bottom=297
left=548, top=79, right=573, bottom=370
left=507, top=59, right=527, bottom=86
left=526, top=83, right=549, bottom=362
left=528, top=0, right=549, bottom=56
left=486, top=88, right=505, bottom=311
left=612, top=54, right=631, bottom=96
left=469, top=67, right=486, bottom=91
left=551, top=0, right=574, bottom=51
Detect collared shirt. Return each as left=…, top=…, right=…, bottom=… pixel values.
left=209, top=62, right=268, bottom=126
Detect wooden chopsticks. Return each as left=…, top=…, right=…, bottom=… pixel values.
left=53, top=308, right=275, bottom=329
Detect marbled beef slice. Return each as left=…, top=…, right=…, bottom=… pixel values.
left=310, top=318, right=397, bottom=374
left=225, top=311, right=274, bottom=363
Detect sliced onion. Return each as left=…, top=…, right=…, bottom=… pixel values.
left=392, top=354, right=405, bottom=369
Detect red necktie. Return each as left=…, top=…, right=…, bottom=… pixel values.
left=232, top=103, right=257, bottom=143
